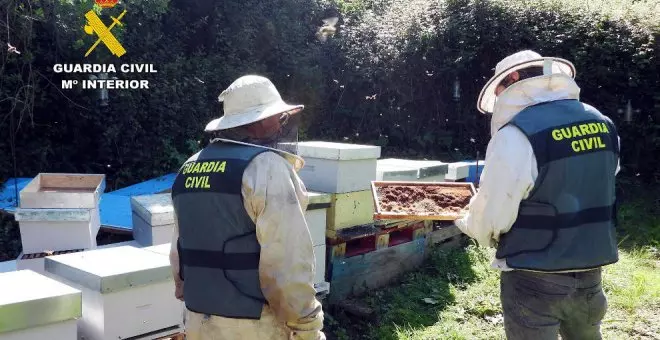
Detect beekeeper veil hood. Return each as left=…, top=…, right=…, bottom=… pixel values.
left=205, top=75, right=304, bottom=169
left=477, top=50, right=576, bottom=114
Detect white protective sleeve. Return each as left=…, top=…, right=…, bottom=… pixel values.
left=455, top=125, right=536, bottom=248
left=242, top=151, right=325, bottom=340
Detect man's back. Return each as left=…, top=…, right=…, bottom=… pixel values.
left=170, top=141, right=325, bottom=340
left=172, top=142, right=269, bottom=318
left=496, top=99, right=620, bottom=272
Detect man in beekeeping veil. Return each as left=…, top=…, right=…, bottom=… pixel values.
left=169, top=75, right=325, bottom=340
left=456, top=51, right=621, bottom=339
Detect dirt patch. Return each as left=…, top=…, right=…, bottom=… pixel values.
left=377, top=185, right=472, bottom=216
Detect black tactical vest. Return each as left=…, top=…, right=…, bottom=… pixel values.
left=171, top=141, right=269, bottom=319
left=495, top=99, right=620, bottom=272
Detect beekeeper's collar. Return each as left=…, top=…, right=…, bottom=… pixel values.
left=210, top=138, right=304, bottom=171
left=490, top=74, right=581, bottom=136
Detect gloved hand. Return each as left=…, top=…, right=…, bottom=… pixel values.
left=286, top=316, right=326, bottom=340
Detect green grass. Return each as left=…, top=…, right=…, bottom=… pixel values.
left=326, top=183, right=660, bottom=340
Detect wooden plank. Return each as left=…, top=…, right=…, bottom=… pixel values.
left=371, top=181, right=475, bottom=221
left=327, top=220, right=428, bottom=260
left=376, top=234, right=389, bottom=249
left=328, top=238, right=425, bottom=303
left=40, top=174, right=105, bottom=189
left=326, top=220, right=426, bottom=243
left=330, top=243, right=346, bottom=261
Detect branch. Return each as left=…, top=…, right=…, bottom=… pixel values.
left=0, top=84, right=31, bottom=127
left=35, top=71, right=92, bottom=113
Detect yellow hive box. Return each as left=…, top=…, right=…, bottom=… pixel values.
left=327, top=190, right=374, bottom=230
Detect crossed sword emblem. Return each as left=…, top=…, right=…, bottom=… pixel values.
left=84, top=10, right=127, bottom=57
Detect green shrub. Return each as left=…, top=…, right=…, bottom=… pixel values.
left=0, top=212, right=21, bottom=262
left=0, top=0, right=658, bottom=188
left=318, top=0, right=659, bottom=181
left=0, top=0, right=331, bottom=187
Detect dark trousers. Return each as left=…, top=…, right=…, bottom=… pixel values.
left=500, top=268, right=607, bottom=340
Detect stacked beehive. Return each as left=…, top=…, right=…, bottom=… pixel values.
left=295, top=142, right=381, bottom=291
left=131, top=193, right=175, bottom=247
left=14, top=173, right=105, bottom=275
left=0, top=270, right=82, bottom=340
left=44, top=245, right=184, bottom=340
left=296, top=141, right=381, bottom=231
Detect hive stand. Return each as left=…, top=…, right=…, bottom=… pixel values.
left=326, top=220, right=467, bottom=303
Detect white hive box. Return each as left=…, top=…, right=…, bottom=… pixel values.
left=15, top=207, right=100, bottom=254
left=313, top=244, right=326, bottom=285
left=376, top=158, right=448, bottom=182
left=44, top=246, right=183, bottom=340
left=141, top=243, right=186, bottom=325
left=143, top=243, right=172, bottom=256
left=16, top=249, right=85, bottom=276
left=306, top=192, right=331, bottom=247
left=297, top=141, right=381, bottom=193
left=0, top=270, right=81, bottom=340
left=306, top=209, right=326, bottom=246
left=19, top=173, right=105, bottom=209
left=131, top=193, right=175, bottom=247
left=445, top=162, right=471, bottom=181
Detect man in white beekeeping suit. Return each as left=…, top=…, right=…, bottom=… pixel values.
left=169, top=75, right=325, bottom=340
left=456, top=50, right=621, bottom=340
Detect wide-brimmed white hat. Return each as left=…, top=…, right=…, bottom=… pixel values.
left=205, top=75, right=304, bottom=132
left=477, top=50, right=576, bottom=114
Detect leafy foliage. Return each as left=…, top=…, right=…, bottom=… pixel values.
left=0, top=0, right=331, bottom=189
left=0, top=0, right=658, bottom=186
left=0, top=212, right=21, bottom=262
left=319, top=0, right=660, bottom=177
